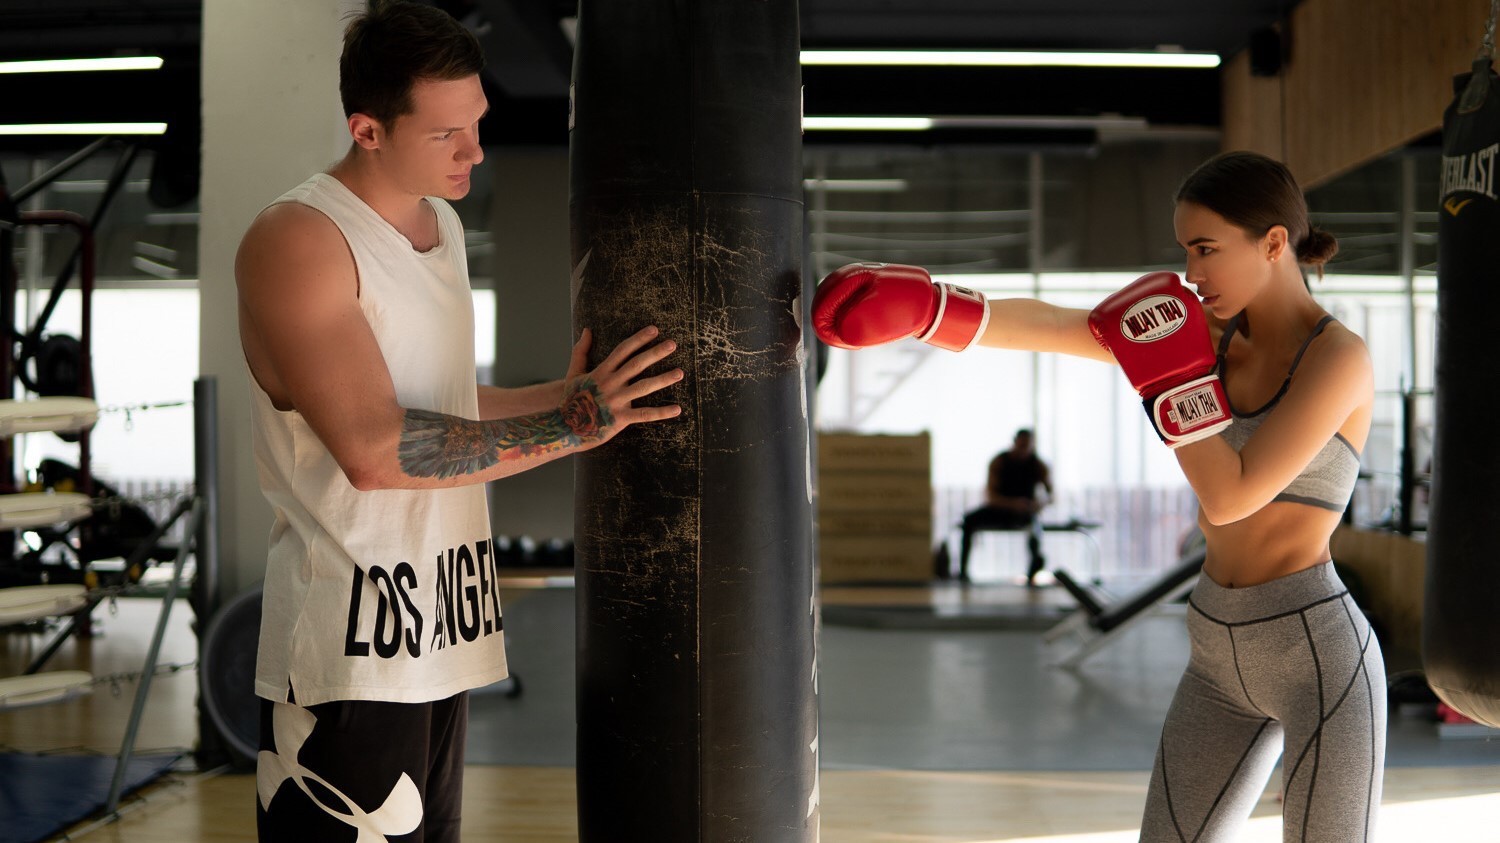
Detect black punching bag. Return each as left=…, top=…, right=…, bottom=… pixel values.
left=1426, top=57, right=1500, bottom=727
left=568, top=2, right=819, bottom=840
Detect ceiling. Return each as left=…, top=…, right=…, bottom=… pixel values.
left=1, top=0, right=1298, bottom=153
left=13, top=2, right=1438, bottom=289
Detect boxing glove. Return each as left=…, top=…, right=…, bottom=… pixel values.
left=812, top=262, right=989, bottom=352
left=1088, top=272, right=1231, bottom=448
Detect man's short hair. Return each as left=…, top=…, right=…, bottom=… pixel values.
left=340, top=1, right=485, bottom=128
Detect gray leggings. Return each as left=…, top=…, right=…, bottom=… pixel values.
left=1141, top=562, right=1386, bottom=842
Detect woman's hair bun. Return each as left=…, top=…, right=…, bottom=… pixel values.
left=1297, top=226, right=1338, bottom=266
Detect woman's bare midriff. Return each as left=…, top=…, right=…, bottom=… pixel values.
left=1199, top=501, right=1345, bottom=588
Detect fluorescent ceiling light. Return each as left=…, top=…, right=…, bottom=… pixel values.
left=800, top=50, right=1219, bottom=69
left=0, top=123, right=168, bottom=136
left=803, top=116, right=934, bottom=131
left=802, top=115, right=1148, bottom=132
left=0, top=56, right=164, bottom=74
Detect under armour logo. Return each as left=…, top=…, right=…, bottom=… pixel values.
left=258, top=703, right=423, bottom=842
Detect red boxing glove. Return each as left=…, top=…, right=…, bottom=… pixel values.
left=1088, top=272, right=1231, bottom=448
left=812, top=262, right=989, bottom=352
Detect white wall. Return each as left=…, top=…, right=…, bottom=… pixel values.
left=198, top=0, right=363, bottom=602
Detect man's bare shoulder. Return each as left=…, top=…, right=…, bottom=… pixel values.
left=239, top=201, right=342, bottom=256
left=236, top=201, right=354, bottom=294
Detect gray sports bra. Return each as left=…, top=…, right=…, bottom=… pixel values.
left=1215, top=314, right=1361, bottom=513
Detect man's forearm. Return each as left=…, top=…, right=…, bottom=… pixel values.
left=477, top=381, right=566, bottom=419
left=401, top=378, right=610, bottom=481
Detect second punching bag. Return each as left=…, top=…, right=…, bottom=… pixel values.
left=1427, top=56, right=1500, bottom=728
left=569, top=2, right=819, bottom=841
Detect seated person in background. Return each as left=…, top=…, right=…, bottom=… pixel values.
left=959, top=428, right=1053, bottom=585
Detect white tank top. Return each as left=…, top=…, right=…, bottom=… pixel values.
left=250, top=172, right=506, bottom=706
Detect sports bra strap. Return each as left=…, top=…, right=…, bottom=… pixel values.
left=1286, top=315, right=1337, bottom=378
left=1216, top=313, right=1241, bottom=358
left=1217, top=313, right=1337, bottom=417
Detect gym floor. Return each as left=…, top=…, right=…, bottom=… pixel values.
left=4, top=563, right=1499, bottom=842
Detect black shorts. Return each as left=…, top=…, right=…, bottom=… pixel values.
left=256, top=691, right=469, bottom=843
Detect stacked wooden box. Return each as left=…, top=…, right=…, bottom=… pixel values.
left=816, top=432, right=933, bottom=583
left=1329, top=525, right=1426, bottom=658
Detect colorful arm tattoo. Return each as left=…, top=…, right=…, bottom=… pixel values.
left=398, top=377, right=613, bottom=479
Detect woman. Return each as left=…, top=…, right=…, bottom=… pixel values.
left=812, top=150, right=1384, bottom=841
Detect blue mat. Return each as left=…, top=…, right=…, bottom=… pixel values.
left=0, top=751, right=180, bottom=843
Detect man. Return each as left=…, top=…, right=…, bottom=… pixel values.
left=957, top=428, right=1053, bottom=585
left=235, top=4, right=681, bottom=840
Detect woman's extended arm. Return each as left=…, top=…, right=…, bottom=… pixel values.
left=811, top=261, right=1115, bottom=363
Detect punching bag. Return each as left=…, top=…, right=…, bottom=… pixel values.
left=1426, top=54, right=1500, bottom=728
left=568, top=2, right=819, bottom=840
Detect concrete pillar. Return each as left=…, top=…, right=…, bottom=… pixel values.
left=198, top=0, right=362, bottom=602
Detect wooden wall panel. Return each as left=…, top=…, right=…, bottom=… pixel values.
left=1222, top=0, right=1492, bottom=188
left=1221, top=49, right=1284, bottom=162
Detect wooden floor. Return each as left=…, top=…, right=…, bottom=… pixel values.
left=6, top=595, right=1500, bottom=842
left=44, top=764, right=1500, bottom=842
